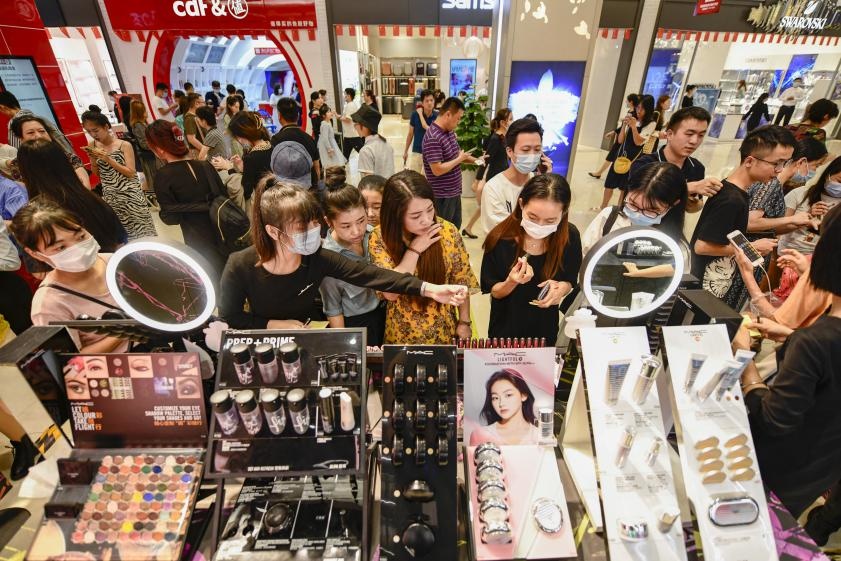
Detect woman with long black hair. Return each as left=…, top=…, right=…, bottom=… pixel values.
left=482, top=173, right=581, bottom=344
left=15, top=139, right=126, bottom=252
left=743, top=93, right=772, bottom=133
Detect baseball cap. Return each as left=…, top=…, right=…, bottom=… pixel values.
left=271, top=141, right=312, bottom=187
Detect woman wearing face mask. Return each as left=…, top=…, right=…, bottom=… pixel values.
left=370, top=170, right=479, bottom=344
left=482, top=173, right=581, bottom=344
left=145, top=119, right=228, bottom=275
left=10, top=199, right=130, bottom=353
left=583, top=162, right=688, bottom=254
left=599, top=94, right=658, bottom=210
left=773, top=155, right=841, bottom=301
left=219, top=176, right=467, bottom=330
left=213, top=111, right=273, bottom=207
left=81, top=108, right=157, bottom=240
left=319, top=168, right=386, bottom=345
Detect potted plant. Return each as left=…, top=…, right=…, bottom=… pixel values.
left=455, top=94, right=490, bottom=198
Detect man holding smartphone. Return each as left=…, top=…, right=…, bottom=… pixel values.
left=691, top=125, right=796, bottom=308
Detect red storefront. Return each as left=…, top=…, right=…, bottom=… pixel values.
left=0, top=0, right=88, bottom=156
left=97, top=0, right=328, bottom=133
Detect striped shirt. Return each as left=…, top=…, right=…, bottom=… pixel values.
left=422, top=122, right=462, bottom=198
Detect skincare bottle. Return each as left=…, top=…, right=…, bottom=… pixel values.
left=235, top=390, right=263, bottom=435
left=255, top=343, right=279, bottom=384
left=260, top=388, right=287, bottom=435
left=280, top=342, right=302, bottom=383
left=210, top=390, right=239, bottom=435
left=231, top=343, right=254, bottom=385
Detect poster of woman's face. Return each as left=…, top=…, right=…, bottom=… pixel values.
left=463, top=348, right=556, bottom=447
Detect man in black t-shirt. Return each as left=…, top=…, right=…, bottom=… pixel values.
left=690, top=125, right=795, bottom=308
left=631, top=107, right=720, bottom=240
left=271, top=97, right=321, bottom=188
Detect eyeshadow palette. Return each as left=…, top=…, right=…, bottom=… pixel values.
left=30, top=449, right=205, bottom=561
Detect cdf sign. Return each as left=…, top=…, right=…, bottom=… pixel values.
left=172, top=0, right=249, bottom=19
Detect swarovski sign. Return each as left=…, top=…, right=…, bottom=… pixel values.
left=748, top=0, right=839, bottom=34
left=442, top=0, right=494, bottom=9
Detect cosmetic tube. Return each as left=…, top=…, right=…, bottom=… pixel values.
left=319, top=388, right=335, bottom=434
left=605, top=359, right=632, bottom=405
left=632, top=355, right=661, bottom=405
left=287, top=388, right=310, bottom=435
left=715, top=359, right=751, bottom=401
left=538, top=408, right=554, bottom=444
left=646, top=438, right=663, bottom=467
left=615, top=426, right=636, bottom=468
left=260, top=388, right=287, bottom=435
left=210, top=390, right=239, bottom=435
left=255, top=343, right=279, bottom=384
left=234, top=390, right=263, bottom=435
left=279, top=342, right=302, bottom=383
left=231, top=343, right=254, bottom=385
left=339, top=392, right=355, bottom=431
left=684, top=353, right=707, bottom=394
left=346, top=353, right=358, bottom=380
left=697, top=360, right=742, bottom=402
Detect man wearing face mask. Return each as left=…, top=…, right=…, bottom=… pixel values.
left=10, top=200, right=130, bottom=354
left=481, top=118, right=552, bottom=234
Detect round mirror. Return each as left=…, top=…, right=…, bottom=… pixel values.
left=579, top=227, right=684, bottom=319
left=106, top=240, right=217, bottom=332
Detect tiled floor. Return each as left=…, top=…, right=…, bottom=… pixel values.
left=3, top=115, right=841, bottom=557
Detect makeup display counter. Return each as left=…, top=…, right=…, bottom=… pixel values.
left=0, top=235, right=829, bottom=561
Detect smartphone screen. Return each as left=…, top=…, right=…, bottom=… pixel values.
left=727, top=230, right=762, bottom=264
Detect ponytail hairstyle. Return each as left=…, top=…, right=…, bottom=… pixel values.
left=483, top=173, right=571, bottom=281
left=228, top=111, right=270, bottom=142
left=380, top=170, right=445, bottom=285
left=323, top=168, right=366, bottom=221
left=490, top=108, right=512, bottom=132
left=145, top=119, right=189, bottom=157
left=251, top=175, right=323, bottom=264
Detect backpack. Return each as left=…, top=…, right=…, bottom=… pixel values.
left=197, top=161, right=251, bottom=254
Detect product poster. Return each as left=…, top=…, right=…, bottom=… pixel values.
left=449, top=58, right=477, bottom=97
left=463, top=348, right=556, bottom=447
left=642, top=48, right=681, bottom=103
left=507, top=61, right=585, bottom=177
left=772, top=54, right=817, bottom=96
left=63, top=353, right=207, bottom=448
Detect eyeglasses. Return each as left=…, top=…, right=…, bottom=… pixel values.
left=624, top=200, right=664, bottom=219
left=752, top=156, right=793, bottom=171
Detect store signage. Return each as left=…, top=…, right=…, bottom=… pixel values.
left=748, top=0, right=838, bottom=34
left=254, top=47, right=281, bottom=55
left=694, top=0, right=720, bottom=16
left=102, top=0, right=317, bottom=31
left=442, top=0, right=494, bottom=9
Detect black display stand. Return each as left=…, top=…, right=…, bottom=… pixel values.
left=206, top=328, right=368, bottom=560
left=378, top=345, right=458, bottom=560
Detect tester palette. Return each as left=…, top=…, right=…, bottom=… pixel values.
left=73, top=454, right=200, bottom=547
left=30, top=451, right=204, bottom=561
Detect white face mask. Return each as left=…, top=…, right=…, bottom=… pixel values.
left=513, top=153, right=541, bottom=174
left=40, top=236, right=100, bottom=272
left=521, top=217, right=559, bottom=240
left=284, top=224, right=322, bottom=255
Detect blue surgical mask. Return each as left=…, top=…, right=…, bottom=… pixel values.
left=792, top=169, right=816, bottom=183
left=285, top=225, right=322, bottom=255
left=513, top=153, right=541, bottom=174
left=624, top=206, right=664, bottom=227
left=825, top=180, right=841, bottom=198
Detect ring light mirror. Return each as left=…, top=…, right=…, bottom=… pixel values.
left=106, top=240, right=216, bottom=332
left=579, top=226, right=684, bottom=320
